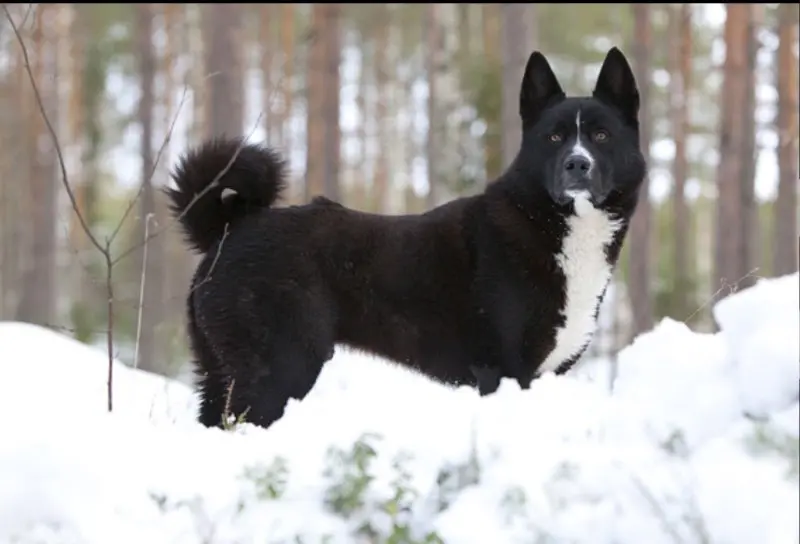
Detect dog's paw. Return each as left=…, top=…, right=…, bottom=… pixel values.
left=470, top=364, right=502, bottom=397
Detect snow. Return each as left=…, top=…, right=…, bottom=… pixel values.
left=0, top=273, right=798, bottom=544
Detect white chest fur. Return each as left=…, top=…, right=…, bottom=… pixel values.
left=538, top=194, right=622, bottom=375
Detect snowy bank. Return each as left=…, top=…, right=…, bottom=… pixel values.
left=0, top=273, right=797, bottom=544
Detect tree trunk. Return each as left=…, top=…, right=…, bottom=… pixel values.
left=135, top=3, right=165, bottom=374
left=627, top=4, right=654, bottom=338
left=69, top=5, right=104, bottom=341
left=350, top=25, right=368, bottom=210
left=322, top=4, right=341, bottom=201
left=500, top=4, right=531, bottom=168
left=372, top=4, right=390, bottom=213
left=188, top=5, right=206, bottom=142
left=482, top=4, right=502, bottom=180
left=280, top=5, right=295, bottom=154
left=669, top=4, right=692, bottom=317
left=260, top=4, right=275, bottom=146
left=738, top=5, right=759, bottom=289
left=714, top=5, right=750, bottom=303
left=774, top=4, right=799, bottom=276
left=305, top=4, right=328, bottom=199
left=17, top=5, right=58, bottom=327
left=425, top=3, right=440, bottom=209
left=163, top=3, right=192, bottom=351
left=1, top=17, right=31, bottom=319
left=203, top=4, right=243, bottom=138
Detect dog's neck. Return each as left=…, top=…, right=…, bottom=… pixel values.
left=486, top=171, right=637, bottom=267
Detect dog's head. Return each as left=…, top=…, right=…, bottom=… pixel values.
left=515, top=47, right=646, bottom=211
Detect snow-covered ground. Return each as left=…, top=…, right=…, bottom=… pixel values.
left=0, top=274, right=798, bottom=544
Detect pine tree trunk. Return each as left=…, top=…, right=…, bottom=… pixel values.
left=322, top=4, right=341, bottom=201
left=499, top=4, right=530, bottom=168
left=738, top=5, right=759, bottom=289
left=306, top=5, right=325, bottom=199
left=669, top=5, right=692, bottom=317
left=372, top=4, right=390, bottom=213
left=188, top=5, right=206, bottom=142
left=1, top=20, right=30, bottom=318
left=280, top=5, right=295, bottom=155
left=627, top=4, right=654, bottom=337
left=774, top=4, right=799, bottom=275
left=425, top=3, right=439, bottom=209
left=482, top=4, right=502, bottom=180
left=203, top=4, right=243, bottom=138
left=17, top=5, right=58, bottom=327
left=135, top=3, right=165, bottom=374
left=714, top=5, right=750, bottom=302
left=260, top=5, right=275, bottom=146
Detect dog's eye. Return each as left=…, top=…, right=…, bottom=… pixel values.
left=592, top=130, right=609, bottom=143
left=548, top=133, right=563, bottom=143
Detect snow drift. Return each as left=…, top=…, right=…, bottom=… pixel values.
left=0, top=274, right=797, bottom=544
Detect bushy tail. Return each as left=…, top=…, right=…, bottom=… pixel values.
left=165, top=137, right=287, bottom=254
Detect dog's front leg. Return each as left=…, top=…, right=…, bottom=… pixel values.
left=471, top=351, right=528, bottom=396
left=469, top=321, right=525, bottom=396
left=470, top=364, right=502, bottom=396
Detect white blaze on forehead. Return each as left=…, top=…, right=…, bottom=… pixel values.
left=571, top=111, right=595, bottom=172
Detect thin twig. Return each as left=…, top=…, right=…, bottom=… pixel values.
left=684, top=267, right=761, bottom=323
left=191, top=223, right=230, bottom=292
left=133, top=213, right=154, bottom=370
left=105, top=252, right=114, bottom=412
left=109, top=86, right=191, bottom=246
left=18, top=3, right=35, bottom=29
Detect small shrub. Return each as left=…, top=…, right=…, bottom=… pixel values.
left=242, top=456, right=290, bottom=500
left=323, top=433, right=444, bottom=543
left=500, top=485, right=528, bottom=525
left=323, top=432, right=381, bottom=517
left=661, top=429, right=690, bottom=458
left=745, top=422, right=800, bottom=479
left=433, top=424, right=482, bottom=512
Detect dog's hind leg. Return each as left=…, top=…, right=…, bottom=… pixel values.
left=196, top=282, right=336, bottom=429
left=222, top=299, right=335, bottom=429
left=186, top=297, right=234, bottom=428
left=197, top=370, right=231, bottom=427
left=233, top=338, right=330, bottom=429
left=218, top=317, right=334, bottom=429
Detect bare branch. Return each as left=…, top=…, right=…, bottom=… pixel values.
left=191, top=223, right=230, bottom=292
left=110, top=69, right=251, bottom=249
left=104, top=252, right=114, bottom=412
left=109, top=86, right=191, bottom=246
left=2, top=4, right=105, bottom=255
left=684, top=267, right=761, bottom=323
left=18, top=3, right=35, bottom=29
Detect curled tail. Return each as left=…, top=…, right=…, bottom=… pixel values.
left=165, top=137, right=287, bottom=254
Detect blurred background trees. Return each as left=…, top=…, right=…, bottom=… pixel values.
left=0, top=3, right=796, bottom=377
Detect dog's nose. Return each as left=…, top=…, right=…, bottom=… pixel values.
left=563, top=155, right=592, bottom=175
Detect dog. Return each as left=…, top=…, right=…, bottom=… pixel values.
left=166, top=47, right=646, bottom=429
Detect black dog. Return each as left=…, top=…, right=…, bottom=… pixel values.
left=166, top=47, right=646, bottom=429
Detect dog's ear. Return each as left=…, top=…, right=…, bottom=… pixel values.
left=593, top=47, right=639, bottom=126
left=520, top=51, right=565, bottom=126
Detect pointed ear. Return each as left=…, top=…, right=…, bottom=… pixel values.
left=592, top=47, right=640, bottom=125
left=520, top=51, right=565, bottom=125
